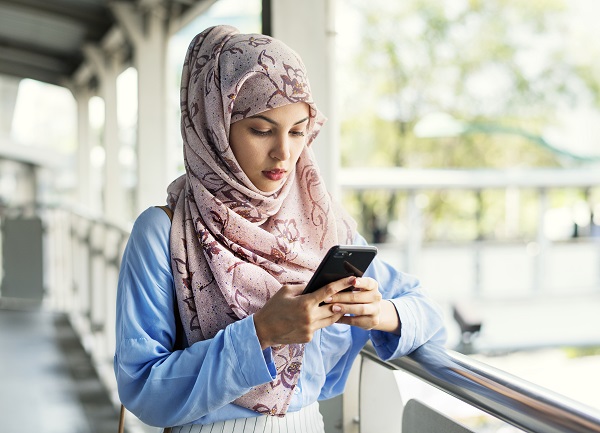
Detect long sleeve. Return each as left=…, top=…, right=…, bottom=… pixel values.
left=114, top=208, right=446, bottom=425
left=315, top=234, right=447, bottom=400
left=361, top=236, right=447, bottom=359
left=114, top=208, right=275, bottom=427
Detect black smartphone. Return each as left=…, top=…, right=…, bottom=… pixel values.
left=302, top=245, right=378, bottom=295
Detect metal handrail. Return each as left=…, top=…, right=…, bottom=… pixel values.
left=361, top=342, right=600, bottom=433
left=3, top=204, right=600, bottom=431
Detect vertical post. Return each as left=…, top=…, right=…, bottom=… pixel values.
left=18, top=164, right=38, bottom=211
left=261, top=0, right=272, bottom=35
left=103, top=55, right=125, bottom=221
left=136, top=11, right=169, bottom=213
left=84, top=46, right=126, bottom=221
left=533, top=188, right=549, bottom=293
left=112, top=3, right=170, bottom=215
left=405, top=190, right=422, bottom=275
left=473, top=189, right=483, bottom=296
left=271, top=0, right=339, bottom=196
left=359, top=357, right=404, bottom=433
left=271, top=2, right=342, bottom=430
left=75, top=88, right=93, bottom=210
left=505, top=186, right=520, bottom=238
left=583, top=187, right=600, bottom=292
left=0, top=76, right=20, bottom=136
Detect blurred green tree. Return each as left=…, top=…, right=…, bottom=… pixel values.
left=338, top=0, right=600, bottom=242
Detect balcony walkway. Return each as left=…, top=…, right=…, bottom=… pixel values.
left=443, top=293, right=600, bottom=353
left=0, top=307, right=120, bottom=433
left=1, top=292, right=599, bottom=433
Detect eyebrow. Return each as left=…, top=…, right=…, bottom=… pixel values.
left=249, top=114, right=309, bottom=126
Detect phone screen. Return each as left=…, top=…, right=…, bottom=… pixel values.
left=302, top=245, right=377, bottom=295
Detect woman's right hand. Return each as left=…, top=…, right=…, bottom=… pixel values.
left=253, top=277, right=354, bottom=349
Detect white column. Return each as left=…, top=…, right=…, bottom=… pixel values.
left=16, top=163, right=37, bottom=210
left=0, top=76, right=20, bottom=136
left=271, top=4, right=343, bottom=430
left=112, top=2, right=170, bottom=215
left=85, top=46, right=125, bottom=221
left=271, top=0, right=340, bottom=195
left=74, top=88, right=93, bottom=210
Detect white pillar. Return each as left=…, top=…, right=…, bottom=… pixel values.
left=271, top=0, right=340, bottom=195
left=74, top=88, right=93, bottom=210
left=0, top=76, right=20, bottom=136
left=112, top=2, right=170, bottom=215
left=271, top=4, right=343, bottom=430
left=85, top=46, right=126, bottom=221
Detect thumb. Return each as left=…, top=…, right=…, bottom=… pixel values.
left=284, top=283, right=307, bottom=296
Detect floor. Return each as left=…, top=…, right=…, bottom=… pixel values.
left=1, top=293, right=599, bottom=433
left=0, top=307, right=121, bottom=433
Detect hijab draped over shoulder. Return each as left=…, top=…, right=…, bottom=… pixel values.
left=166, top=25, right=356, bottom=416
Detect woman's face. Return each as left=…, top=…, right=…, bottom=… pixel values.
left=229, top=102, right=310, bottom=193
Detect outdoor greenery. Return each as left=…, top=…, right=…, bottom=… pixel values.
left=337, top=0, right=600, bottom=242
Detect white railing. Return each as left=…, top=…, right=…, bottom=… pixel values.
left=3, top=165, right=600, bottom=433
left=42, top=204, right=131, bottom=407
left=338, top=167, right=600, bottom=299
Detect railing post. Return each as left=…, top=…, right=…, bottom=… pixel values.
left=405, top=190, right=422, bottom=275
left=103, top=226, right=121, bottom=366
left=78, top=218, right=93, bottom=336
left=533, top=187, right=549, bottom=293
left=90, top=223, right=106, bottom=360
left=473, top=189, right=483, bottom=297
left=359, top=356, right=405, bottom=433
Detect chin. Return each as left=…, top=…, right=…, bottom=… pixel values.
left=257, top=181, right=283, bottom=193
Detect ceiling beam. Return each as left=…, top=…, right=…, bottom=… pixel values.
left=0, top=37, right=77, bottom=70
left=0, top=0, right=112, bottom=31
left=0, top=61, right=63, bottom=86
left=0, top=36, right=76, bottom=85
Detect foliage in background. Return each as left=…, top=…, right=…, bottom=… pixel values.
left=338, top=0, right=600, bottom=242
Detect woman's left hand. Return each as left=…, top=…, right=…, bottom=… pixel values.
left=325, top=277, right=401, bottom=335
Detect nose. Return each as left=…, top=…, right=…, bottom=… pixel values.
left=269, top=134, right=291, bottom=161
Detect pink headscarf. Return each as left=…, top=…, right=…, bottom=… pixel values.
left=167, top=25, right=356, bottom=416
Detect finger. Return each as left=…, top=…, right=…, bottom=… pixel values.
left=314, top=311, right=345, bottom=329
left=330, top=287, right=382, bottom=305
left=286, top=283, right=307, bottom=296
left=337, top=314, right=380, bottom=330
left=331, top=302, right=377, bottom=317
left=351, top=277, right=377, bottom=291
left=310, top=276, right=356, bottom=305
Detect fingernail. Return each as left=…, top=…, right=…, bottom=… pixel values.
left=332, top=305, right=342, bottom=313
left=348, top=276, right=357, bottom=284
left=324, top=297, right=333, bottom=303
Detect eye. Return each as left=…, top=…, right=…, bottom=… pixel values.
left=290, top=130, right=305, bottom=137
left=251, top=128, right=272, bottom=137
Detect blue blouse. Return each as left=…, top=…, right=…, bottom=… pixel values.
left=114, top=207, right=446, bottom=427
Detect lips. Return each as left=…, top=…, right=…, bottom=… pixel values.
left=262, top=168, right=286, bottom=181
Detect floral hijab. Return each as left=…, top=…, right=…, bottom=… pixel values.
left=166, top=25, right=356, bottom=416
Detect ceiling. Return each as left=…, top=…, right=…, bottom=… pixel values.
left=0, top=0, right=209, bottom=87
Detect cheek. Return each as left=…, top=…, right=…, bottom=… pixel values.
left=292, top=142, right=306, bottom=163
left=228, top=129, right=243, bottom=161
left=229, top=130, right=255, bottom=164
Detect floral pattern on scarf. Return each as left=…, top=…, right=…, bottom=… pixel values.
left=167, top=25, right=356, bottom=416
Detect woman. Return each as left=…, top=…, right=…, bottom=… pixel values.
left=114, top=25, right=446, bottom=431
